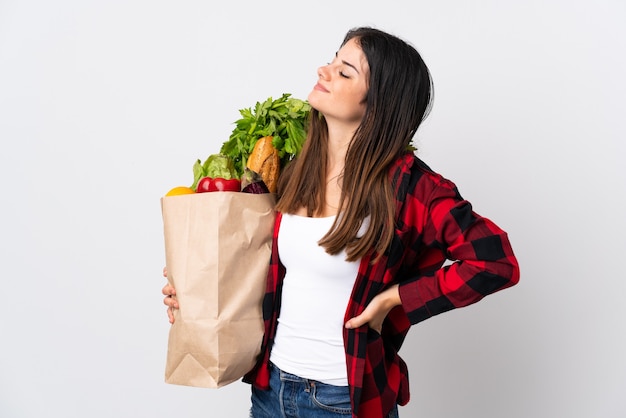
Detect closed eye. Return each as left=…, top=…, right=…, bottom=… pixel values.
left=327, top=58, right=353, bottom=78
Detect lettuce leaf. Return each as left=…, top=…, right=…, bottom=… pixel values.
left=190, top=154, right=236, bottom=190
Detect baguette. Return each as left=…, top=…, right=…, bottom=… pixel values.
left=246, top=136, right=280, bottom=193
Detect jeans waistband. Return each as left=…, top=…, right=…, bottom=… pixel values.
left=271, top=362, right=315, bottom=384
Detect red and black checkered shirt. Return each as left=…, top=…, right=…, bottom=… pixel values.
left=244, top=152, right=520, bottom=417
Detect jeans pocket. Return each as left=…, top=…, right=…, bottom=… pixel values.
left=311, top=382, right=352, bottom=415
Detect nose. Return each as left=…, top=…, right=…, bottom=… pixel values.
left=317, top=64, right=329, bottom=80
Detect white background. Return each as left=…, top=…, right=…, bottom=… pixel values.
left=1, top=1, right=625, bottom=417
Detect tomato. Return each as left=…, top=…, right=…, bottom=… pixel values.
left=196, top=177, right=241, bottom=193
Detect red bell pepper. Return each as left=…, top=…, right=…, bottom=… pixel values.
left=196, top=177, right=241, bottom=193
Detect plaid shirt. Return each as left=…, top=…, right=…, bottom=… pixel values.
left=243, top=152, right=520, bottom=417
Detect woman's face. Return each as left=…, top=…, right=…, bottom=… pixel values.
left=308, top=38, right=369, bottom=126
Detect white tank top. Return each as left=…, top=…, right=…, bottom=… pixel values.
left=269, top=213, right=361, bottom=386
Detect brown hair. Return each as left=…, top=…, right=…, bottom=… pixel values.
left=276, top=27, right=433, bottom=262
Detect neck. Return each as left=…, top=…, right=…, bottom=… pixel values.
left=325, top=121, right=357, bottom=176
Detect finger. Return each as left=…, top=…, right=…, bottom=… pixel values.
left=165, top=295, right=177, bottom=324
left=345, top=313, right=368, bottom=330
left=163, top=294, right=178, bottom=308
left=162, top=284, right=176, bottom=296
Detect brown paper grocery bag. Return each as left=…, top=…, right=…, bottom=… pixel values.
left=161, top=191, right=275, bottom=388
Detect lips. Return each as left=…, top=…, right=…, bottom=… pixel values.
left=314, top=82, right=329, bottom=93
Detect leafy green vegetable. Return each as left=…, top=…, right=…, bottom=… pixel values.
left=190, top=154, right=236, bottom=191
left=220, top=93, right=311, bottom=177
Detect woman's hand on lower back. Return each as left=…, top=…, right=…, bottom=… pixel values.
left=344, top=284, right=401, bottom=333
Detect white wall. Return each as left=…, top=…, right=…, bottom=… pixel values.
left=1, top=1, right=624, bottom=417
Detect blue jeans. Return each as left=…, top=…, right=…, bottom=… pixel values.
left=250, top=363, right=399, bottom=418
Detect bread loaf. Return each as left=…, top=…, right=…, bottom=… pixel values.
left=246, top=136, right=280, bottom=193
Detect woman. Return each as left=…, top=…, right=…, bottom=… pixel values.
left=163, top=26, right=520, bottom=418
